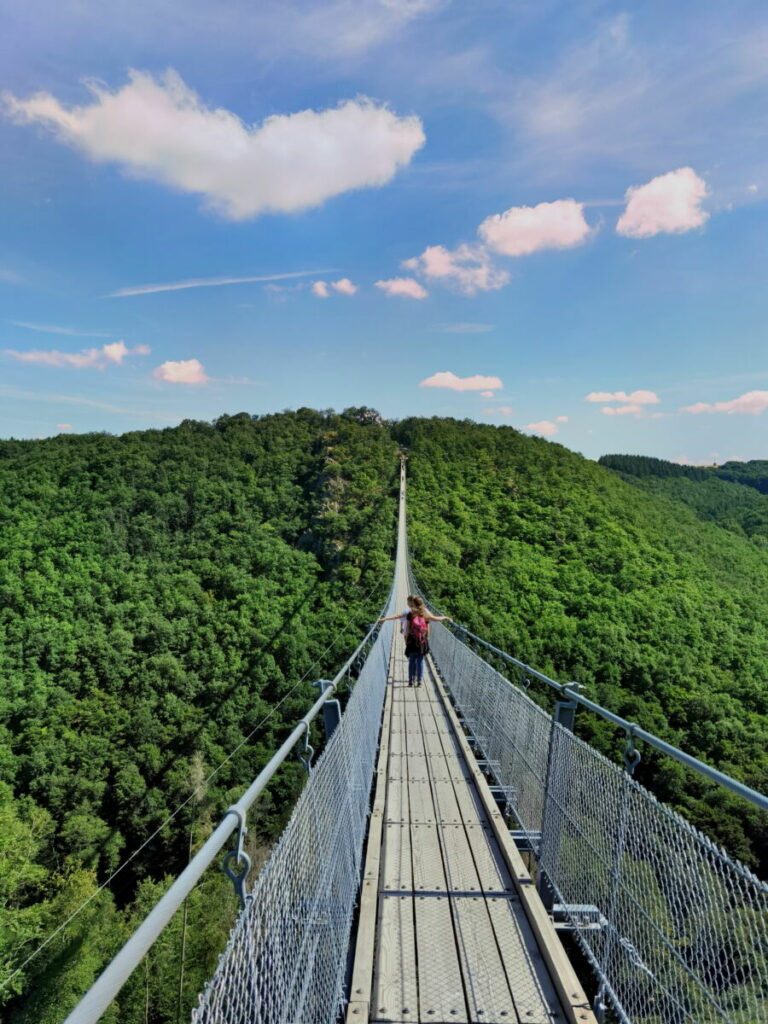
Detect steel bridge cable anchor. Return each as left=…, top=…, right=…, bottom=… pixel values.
left=623, top=724, right=641, bottom=776
left=222, top=807, right=253, bottom=909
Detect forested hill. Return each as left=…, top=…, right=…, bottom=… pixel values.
left=2, top=412, right=767, bottom=1021
left=396, top=419, right=768, bottom=873
left=0, top=408, right=398, bottom=1021
left=598, top=453, right=768, bottom=542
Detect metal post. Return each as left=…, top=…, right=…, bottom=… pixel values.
left=322, top=699, right=341, bottom=740
left=537, top=696, right=578, bottom=911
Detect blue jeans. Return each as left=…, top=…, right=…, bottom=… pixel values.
left=408, top=653, right=424, bottom=684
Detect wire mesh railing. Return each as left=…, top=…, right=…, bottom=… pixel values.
left=191, top=617, right=394, bottom=1024
left=428, top=621, right=768, bottom=1024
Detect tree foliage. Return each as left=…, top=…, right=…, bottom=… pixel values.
left=1, top=413, right=766, bottom=1021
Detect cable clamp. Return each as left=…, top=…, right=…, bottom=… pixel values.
left=222, top=806, right=252, bottom=909
left=297, top=720, right=315, bottom=773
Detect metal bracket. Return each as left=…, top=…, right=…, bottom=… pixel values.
left=297, top=721, right=315, bottom=773
left=623, top=724, right=641, bottom=776
left=222, top=807, right=252, bottom=909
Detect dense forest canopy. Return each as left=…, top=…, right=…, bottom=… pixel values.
left=598, top=453, right=768, bottom=543
left=1, top=412, right=766, bottom=1022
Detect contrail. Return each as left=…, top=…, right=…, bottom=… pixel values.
left=108, top=269, right=336, bottom=298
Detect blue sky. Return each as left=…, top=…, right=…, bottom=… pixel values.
left=1, top=0, right=767, bottom=462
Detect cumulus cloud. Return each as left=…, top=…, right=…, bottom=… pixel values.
left=601, top=404, right=642, bottom=416
left=332, top=277, right=357, bottom=295
left=376, top=277, right=428, bottom=299
left=483, top=405, right=513, bottom=417
left=420, top=371, right=503, bottom=391
left=478, top=199, right=592, bottom=257
left=585, top=389, right=660, bottom=404
left=4, top=70, right=425, bottom=220
left=313, top=277, right=358, bottom=297
left=5, top=340, right=150, bottom=369
left=616, top=167, right=709, bottom=238
left=153, top=358, right=209, bottom=384
left=681, top=390, right=768, bottom=415
left=524, top=420, right=559, bottom=436
left=403, top=244, right=508, bottom=295
left=555, top=415, right=569, bottom=422
left=57, top=423, right=73, bottom=431
left=480, top=390, right=495, bottom=398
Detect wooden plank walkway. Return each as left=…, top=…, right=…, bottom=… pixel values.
left=347, top=629, right=597, bottom=1024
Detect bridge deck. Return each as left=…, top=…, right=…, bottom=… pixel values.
left=347, top=631, right=595, bottom=1024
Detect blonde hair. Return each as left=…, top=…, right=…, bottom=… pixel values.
left=409, top=596, right=427, bottom=617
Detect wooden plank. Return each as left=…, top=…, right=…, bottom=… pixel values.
left=438, top=824, right=484, bottom=894
left=407, top=776, right=436, bottom=824
left=451, top=776, right=488, bottom=824
left=414, top=895, right=469, bottom=1022
left=464, top=823, right=515, bottom=893
left=411, top=822, right=446, bottom=892
left=428, top=660, right=598, bottom=1024
left=382, top=824, right=413, bottom=892
left=452, top=896, right=521, bottom=1023
left=404, top=722, right=427, bottom=761
left=372, top=895, right=419, bottom=1023
left=385, top=771, right=408, bottom=824
left=487, top=896, right=561, bottom=1023
left=431, top=778, right=463, bottom=825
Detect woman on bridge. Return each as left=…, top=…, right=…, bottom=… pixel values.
left=379, top=595, right=451, bottom=686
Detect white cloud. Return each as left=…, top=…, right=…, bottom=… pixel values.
left=12, top=321, right=114, bottom=337
left=524, top=420, right=559, bottom=436
left=555, top=415, right=569, bottom=422
left=403, top=244, right=508, bottom=295
left=681, top=390, right=768, bottom=415
left=278, top=0, right=442, bottom=59
left=153, top=358, right=209, bottom=384
left=376, top=277, right=428, bottom=299
left=5, top=340, right=150, bottom=369
left=331, top=277, right=357, bottom=295
left=616, top=167, right=709, bottom=238
left=313, top=277, right=357, bottom=297
left=420, top=370, right=503, bottom=391
left=478, top=199, right=592, bottom=257
left=585, top=389, right=660, bottom=404
left=483, top=405, right=513, bottom=417
left=480, top=390, right=495, bottom=398
left=601, top=404, right=643, bottom=416
left=56, top=423, right=73, bottom=432
left=109, top=268, right=333, bottom=297
left=5, top=70, right=425, bottom=220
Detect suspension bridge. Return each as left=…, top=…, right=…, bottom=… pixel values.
left=66, top=458, right=767, bottom=1024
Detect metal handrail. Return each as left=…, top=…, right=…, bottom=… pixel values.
left=413, top=582, right=768, bottom=814
left=64, top=604, right=393, bottom=1024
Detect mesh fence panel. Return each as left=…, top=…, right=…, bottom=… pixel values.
left=429, top=623, right=768, bottom=1024
left=192, top=619, right=394, bottom=1024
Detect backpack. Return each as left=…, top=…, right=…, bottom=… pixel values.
left=406, top=613, right=428, bottom=652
